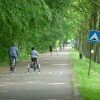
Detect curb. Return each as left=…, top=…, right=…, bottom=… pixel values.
left=72, top=72, right=82, bottom=100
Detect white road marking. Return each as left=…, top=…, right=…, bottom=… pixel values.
left=0, top=85, right=7, bottom=87
left=11, top=99, right=18, bottom=100
left=27, top=82, right=38, bottom=84
left=38, top=72, right=40, bottom=74
left=47, top=83, right=66, bottom=85
left=0, top=81, right=67, bottom=86
left=51, top=64, right=70, bottom=66
left=47, top=99, right=57, bottom=100
left=26, top=72, right=30, bottom=74
left=49, top=72, right=51, bottom=74
left=0, top=91, right=8, bottom=93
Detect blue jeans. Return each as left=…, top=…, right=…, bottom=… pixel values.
left=9, top=55, right=18, bottom=71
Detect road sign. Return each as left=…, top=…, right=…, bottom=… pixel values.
left=88, top=30, right=100, bottom=76
left=88, top=30, right=100, bottom=43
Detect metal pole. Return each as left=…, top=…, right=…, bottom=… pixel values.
left=88, top=53, right=92, bottom=76
left=88, top=43, right=92, bottom=76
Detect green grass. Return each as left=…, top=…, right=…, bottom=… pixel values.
left=71, top=49, right=100, bottom=100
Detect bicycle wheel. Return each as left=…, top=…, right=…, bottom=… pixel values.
left=28, top=64, right=30, bottom=72
left=11, top=58, right=16, bottom=73
left=37, top=63, right=40, bottom=72
left=32, top=62, right=36, bottom=71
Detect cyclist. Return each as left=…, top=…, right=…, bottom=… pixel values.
left=30, top=47, right=38, bottom=64
left=8, top=44, right=19, bottom=71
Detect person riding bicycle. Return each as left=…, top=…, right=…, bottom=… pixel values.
left=8, top=44, right=19, bottom=71
left=30, top=47, right=38, bottom=66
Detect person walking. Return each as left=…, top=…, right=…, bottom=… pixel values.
left=49, top=45, right=52, bottom=55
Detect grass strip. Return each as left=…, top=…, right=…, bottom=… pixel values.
left=71, top=49, right=100, bottom=100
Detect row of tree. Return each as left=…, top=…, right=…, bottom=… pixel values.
left=0, top=0, right=72, bottom=63
left=0, top=0, right=100, bottom=63
left=74, top=0, right=100, bottom=63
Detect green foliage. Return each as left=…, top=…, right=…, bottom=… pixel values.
left=0, top=0, right=72, bottom=63
left=1, top=0, right=97, bottom=64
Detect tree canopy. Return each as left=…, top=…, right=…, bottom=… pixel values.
left=0, top=0, right=100, bottom=63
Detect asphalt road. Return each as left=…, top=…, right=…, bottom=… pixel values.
left=0, top=46, right=81, bottom=100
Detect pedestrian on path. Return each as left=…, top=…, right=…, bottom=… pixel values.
left=49, top=45, right=52, bottom=55
left=63, top=44, right=65, bottom=50
left=56, top=48, right=59, bottom=55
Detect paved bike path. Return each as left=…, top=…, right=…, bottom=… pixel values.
left=0, top=46, right=81, bottom=100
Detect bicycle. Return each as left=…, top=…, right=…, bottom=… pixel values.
left=10, top=56, right=16, bottom=73
left=28, top=60, right=40, bottom=72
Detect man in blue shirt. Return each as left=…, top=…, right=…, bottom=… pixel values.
left=8, top=44, right=19, bottom=71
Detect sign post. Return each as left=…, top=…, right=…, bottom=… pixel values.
left=88, top=49, right=94, bottom=76
left=88, top=30, right=100, bottom=76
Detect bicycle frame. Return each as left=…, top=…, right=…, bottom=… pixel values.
left=28, top=60, right=40, bottom=72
